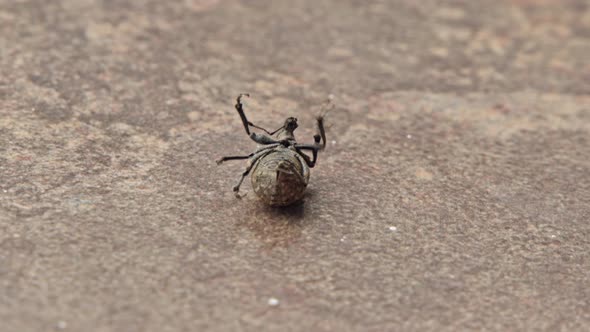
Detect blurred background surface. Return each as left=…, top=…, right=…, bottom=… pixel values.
left=1, top=0, right=589, bottom=331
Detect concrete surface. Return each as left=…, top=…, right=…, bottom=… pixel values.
left=1, top=0, right=589, bottom=331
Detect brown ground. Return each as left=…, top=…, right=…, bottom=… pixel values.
left=1, top=0, right=589, bottom=331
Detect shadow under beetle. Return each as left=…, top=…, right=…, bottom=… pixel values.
left=217, top=94, right=330, bottom=206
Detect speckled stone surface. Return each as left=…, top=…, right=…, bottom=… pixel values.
left=1, top=0, right=589, bottom=331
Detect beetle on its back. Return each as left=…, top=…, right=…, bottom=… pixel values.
left=217, top=94, right=329, bottom=206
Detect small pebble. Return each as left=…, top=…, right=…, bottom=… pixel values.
left=331, top=140, right=337, bottom=145
left=550, top=234, right=556, bottom=238
left=268, top=298, right=280, bottom=306
left=389, top=226, right=397, bottom=232
left=340, top=236, right=346, bottom=242
left=406, top=134, right=412, bottom=139
left=57, top=321, right=67, bottom=329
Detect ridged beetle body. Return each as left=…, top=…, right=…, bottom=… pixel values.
left=217, top=94, right=329, bottom=206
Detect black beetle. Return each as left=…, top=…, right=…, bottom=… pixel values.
left=217, top=94, right=329, bottom=206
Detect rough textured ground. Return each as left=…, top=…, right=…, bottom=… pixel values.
left=1, top=0, right=589, bottom=331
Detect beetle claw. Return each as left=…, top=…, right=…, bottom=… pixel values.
left=237, top=93, right=250, bottom=104
left=234, top=191, right=247, bottom=199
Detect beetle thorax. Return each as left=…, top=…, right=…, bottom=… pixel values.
left=275, top=128, right=296, bottom=142
left=274, top=117, right=298, bottom=142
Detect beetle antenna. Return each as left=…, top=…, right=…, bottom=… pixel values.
left=269, top=125, right=284, bottom=135
left=249, top=123, right=273, bottom=135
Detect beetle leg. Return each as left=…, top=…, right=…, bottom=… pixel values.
left=235, top=94, right=274, bottom=135
left=292, top=106, right=328, bottom=167
left=295, top=148, right=313, bottom=167
left=249, top=132, right=280, bottom=145
left=235, top=93, right=253, bottom=135
left=232, top=150, right=273, bottom=198
left=216, top=154, right=253, bottom=165
left=232, top=168, right=250, bottom=198
left=312, top=97, right=332, bottom=149
left=294, top=144, right=320, bottom=168
left=293, top=107, right=329, bottom=167
left=314, top=113, right=327, bottom=150
left=217, top=144, right=281, bottom=165
left=249, top=133, right=295, bottom=147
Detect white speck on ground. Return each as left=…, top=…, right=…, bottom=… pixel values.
left=407, top=134, right=412, bottom=139
left=389, top=226, right=397, bottom=232
left=551, top=234, right=556, bottom=238
left=340, top=236, right=346, bottom=242
left=57, top=321, right=67, bottom=329
left=268, top=298, right=280, bottom=306
left=331, top=140, right=337, bottom=145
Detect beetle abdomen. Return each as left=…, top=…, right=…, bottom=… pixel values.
left=251, top=148, right=309, bottom=206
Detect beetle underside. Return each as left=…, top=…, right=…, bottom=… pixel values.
left=251, top=146, right=310, bottom=206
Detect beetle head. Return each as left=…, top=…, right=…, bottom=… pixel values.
left=284, top=117, right=298, bottom=132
